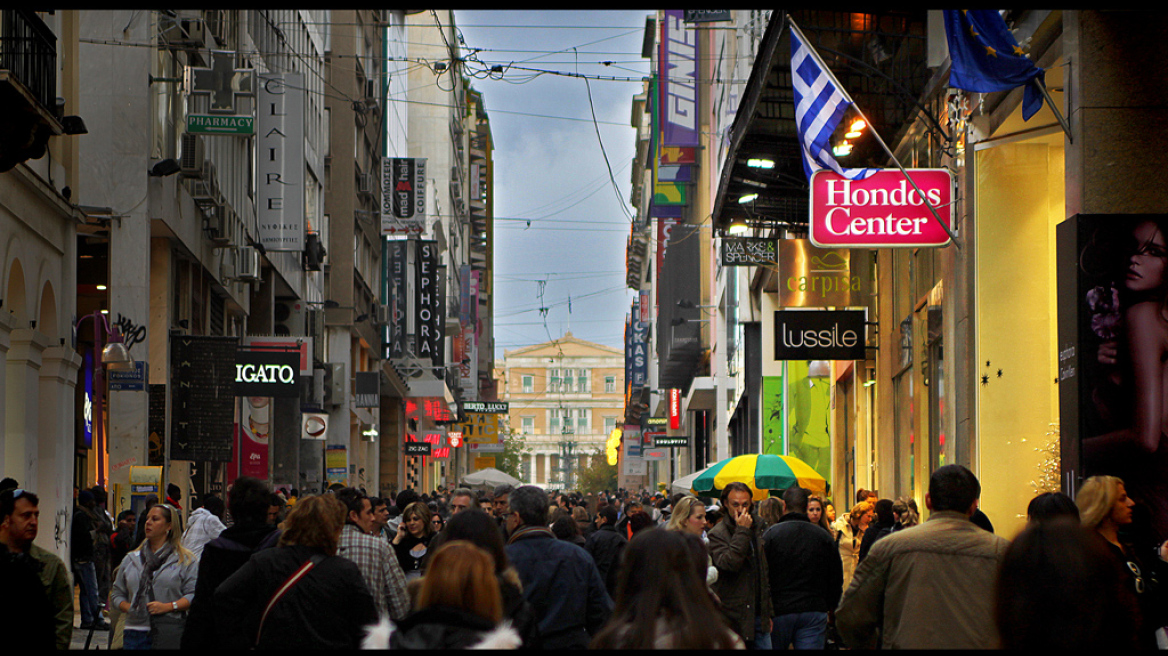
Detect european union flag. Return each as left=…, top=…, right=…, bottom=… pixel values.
left=944, top=10, right=1045, bottom=120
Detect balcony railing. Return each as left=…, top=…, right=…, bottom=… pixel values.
left=0, top=10, right=56, bottom=112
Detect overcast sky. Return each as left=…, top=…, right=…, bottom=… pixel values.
left=453, top=10, right=651, bottom=359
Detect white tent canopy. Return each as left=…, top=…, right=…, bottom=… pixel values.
left=461, top=467, right=522, bottom=490
left=671, top=465, right=714, bottom=497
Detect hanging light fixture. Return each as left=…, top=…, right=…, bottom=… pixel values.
left=727, top=218, right=750, bottom=235
left=101, top=333, right=135, bottom=371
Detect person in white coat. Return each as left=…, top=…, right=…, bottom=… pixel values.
left=182, top=496, right=227, bottom=560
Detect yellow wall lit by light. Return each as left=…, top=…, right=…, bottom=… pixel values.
left=975, top=133, right=1065, bottom=540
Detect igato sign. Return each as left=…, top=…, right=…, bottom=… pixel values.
left=235, top=350, right=300, bottom=397
left=810, top=169, right=953, bottom=248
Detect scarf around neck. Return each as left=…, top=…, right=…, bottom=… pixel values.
left=129, top=541, right=175, bottom=623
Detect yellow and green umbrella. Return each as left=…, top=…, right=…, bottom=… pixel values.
left=692, top=454, right=827, bottom=501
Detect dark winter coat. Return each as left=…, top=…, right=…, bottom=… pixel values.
left=583, top=523, right=627, bottom=598
left=707, top=512, right=773, bottom=642
left=761, top=513, right=844, bottom=615
left=390, top=606, right=502, bottom=649
left=213, top=544, right=377, bottom=650
left=506, top=526, right=613, bottom=649
left=180, top=522, right=277, bottom=650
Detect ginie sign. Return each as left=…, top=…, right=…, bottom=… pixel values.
left=810, top=169, right=954, bottom=248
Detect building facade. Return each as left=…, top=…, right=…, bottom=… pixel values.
left=499, top=333, right=624, bottom=490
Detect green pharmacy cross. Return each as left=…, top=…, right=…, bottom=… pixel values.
left=190, top=50, right=255, bottom=114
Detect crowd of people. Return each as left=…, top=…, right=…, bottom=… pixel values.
left=1, top=465, right=1166, bottom=649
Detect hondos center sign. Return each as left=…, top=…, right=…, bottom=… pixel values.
left=810, top=169, right=953, bottom=248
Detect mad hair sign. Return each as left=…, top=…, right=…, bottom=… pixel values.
left=810, top=169, right=953, bottom=248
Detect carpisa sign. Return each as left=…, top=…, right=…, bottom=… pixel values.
left=810, top=169, right=953, bottom=248
left=774, top=309, right=868, bottom=361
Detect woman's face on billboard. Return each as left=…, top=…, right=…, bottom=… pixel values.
left=1127, top=221, right=1168, bottom=293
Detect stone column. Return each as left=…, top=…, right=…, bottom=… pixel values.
left=37, top=346, right=82, bottom=562
left=1064, top=11, right=1168, bottom=216
left=5, top=328, right=50, bottom=491
left=0, top=310, right=14, bottom=476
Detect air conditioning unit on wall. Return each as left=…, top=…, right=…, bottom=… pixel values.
left=235, top=246, right=261, bottom=282
left=274, top=298, right=306, bottom=336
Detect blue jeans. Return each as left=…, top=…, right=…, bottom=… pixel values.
left=73, top=561, right=99, bottom=625
left=124, top=629, right=152, bottom=650
left=772, top=611, right=828, bottom=650
left=748, top=615, right=773, bottom=649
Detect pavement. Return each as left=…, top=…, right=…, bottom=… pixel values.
left=69, top=586, right=113, bottom=650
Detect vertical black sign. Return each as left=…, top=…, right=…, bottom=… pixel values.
left=386, top=240, right=407, bottom=359
left=416, top=240, right=443, bottom=367
left=148, top=384, right=167, bottom=466
left=171, top=335, right=239, bottom=462
left=355, top=371, right=380, bottom=408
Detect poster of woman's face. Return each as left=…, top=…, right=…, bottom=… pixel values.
left=1066, top=214, right=1168, bottom=546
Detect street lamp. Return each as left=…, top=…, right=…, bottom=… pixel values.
left=76, top=310, right=135, bottom=488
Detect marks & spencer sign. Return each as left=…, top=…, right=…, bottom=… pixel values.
left=774, top=309, right=868, bottom=361
left=235, top=350, right=300, bottom=397
left=810, top=169, right=953, bottom=248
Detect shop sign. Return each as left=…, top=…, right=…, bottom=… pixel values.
left=654, top=435, right=690, bottom=448
left=256, top=73, right=305, bottom=252
left=778, top=240, right=855, bottom=307
left=669, top=389, right=682, bottom=429
left=302, top=412, right=328, bottom=440
left=463, top=401, right=508, bottom=414
left=810, top=169, right=953, bottom=248
left=187, top=114, right=253, bottom=135
left=382, top=157, right=427, bottom=234
left=404, top=442, right=432, bottom=456
left=722, top=237, right=777, bottom=266
left=774, top=309, right=867, bottom=361
left=235, top=350, right=300, bottom=397
left=354, top=371, right=379, bottom=408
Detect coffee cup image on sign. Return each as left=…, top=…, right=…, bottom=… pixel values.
left=248, top=398, right=270, bottom=440
left=304, top=414, right=327, bottom=438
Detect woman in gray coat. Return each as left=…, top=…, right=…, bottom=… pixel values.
left=111, top=503, right=198, bottom=650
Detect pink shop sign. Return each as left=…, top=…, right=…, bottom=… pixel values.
left=810, top=169, right=954, bottom=248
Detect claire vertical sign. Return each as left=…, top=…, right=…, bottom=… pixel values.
left=257, top=73, right=305, bottom=251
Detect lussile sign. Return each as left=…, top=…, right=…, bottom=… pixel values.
left=810, top=169, right=953, bottom=248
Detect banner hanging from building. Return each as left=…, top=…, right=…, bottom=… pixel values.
left=1058, top=213, right=1168, bottom=542
left=256, top=73, right=305, bottom=251
left=382, top=157, right=427, bottom=234
left=385, top=240, right=408, bottom=359
left=239, top=397, right=270, bottom=478
left=415, top=240, right=444, bottom=367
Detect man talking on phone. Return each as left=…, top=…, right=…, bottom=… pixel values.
left=708, top=482, right=773, bottom=648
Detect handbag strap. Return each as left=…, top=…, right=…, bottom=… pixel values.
left=255, top=554, right=324, bottom=647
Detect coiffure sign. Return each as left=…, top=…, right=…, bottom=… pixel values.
left=810, top=169, right=953, bottom=248
left=774, top=309, right=868, bottom=361
left=235, top=350, right=300, bottom=397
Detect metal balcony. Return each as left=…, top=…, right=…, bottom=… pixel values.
left=0, top=10, right=56, bottom=112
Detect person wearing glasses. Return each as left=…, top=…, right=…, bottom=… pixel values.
left=1077, top=475, right=1168, bottom=649
left=0, top=487, right=74, bottom=649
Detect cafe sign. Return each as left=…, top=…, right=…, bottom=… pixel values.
left=235, top=350, right=300, bottom=397
left=810, top=169, right=953, bottom=248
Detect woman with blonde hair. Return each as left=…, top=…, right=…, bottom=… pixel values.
left=392, top=500, right=436, bottom=580
left=666, top=495, right=718, bottom=586
left=212, top=494, right=377, bottom=649
left=111, top=503, right=198, bottom=649
left=366, top=541, right=521, bottom=649
left=758, top=497, right=785, bottom=531
left=1077, top=475, right=1168, bottom=649
left=834, top=501, right=873, bottom=592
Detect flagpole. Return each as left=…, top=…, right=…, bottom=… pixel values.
left=1032, top=78, right=1072, bottom=144
left=787, top=16, right=962, bottom=249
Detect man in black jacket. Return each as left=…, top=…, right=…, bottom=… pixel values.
left=181, top=477, right=278, bottom=650
left=583, top=505, right=626, bottom=598
left=72, top=490, right=107, bottom=630
left=761, top=485, right=843, bottom=649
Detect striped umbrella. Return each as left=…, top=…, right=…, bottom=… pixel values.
left=692, top=454, right=827, bottom=501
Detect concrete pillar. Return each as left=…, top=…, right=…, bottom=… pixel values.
left=5, top=328, right=50, bottom=491
left=36, top=346, right=82, bottom=562
left=0, top=310, right=14, bottom=476
left=1064, top=11, right=1168, bottom=215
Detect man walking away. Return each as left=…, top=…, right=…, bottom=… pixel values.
left=835, top=465, right=1010, bottom=649
left=505, top=485, right=612, bottom=649
left=181, top=477, right=277, bottom=650
left=183, top=494, right=227, bottom=560
left=73, top=490, right=108, bottom=631
left=762, top=486, right=843, bottom=649
left=583, top=505, right=626, bottom=599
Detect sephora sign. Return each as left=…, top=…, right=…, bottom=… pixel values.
left=810, top=169, right=953, bottom=248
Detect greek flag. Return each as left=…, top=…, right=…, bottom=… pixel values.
left=791, top=27, right=878, bottom=181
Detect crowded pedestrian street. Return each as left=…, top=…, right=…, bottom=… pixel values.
left=3, top=8, right=1167, bottom=650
